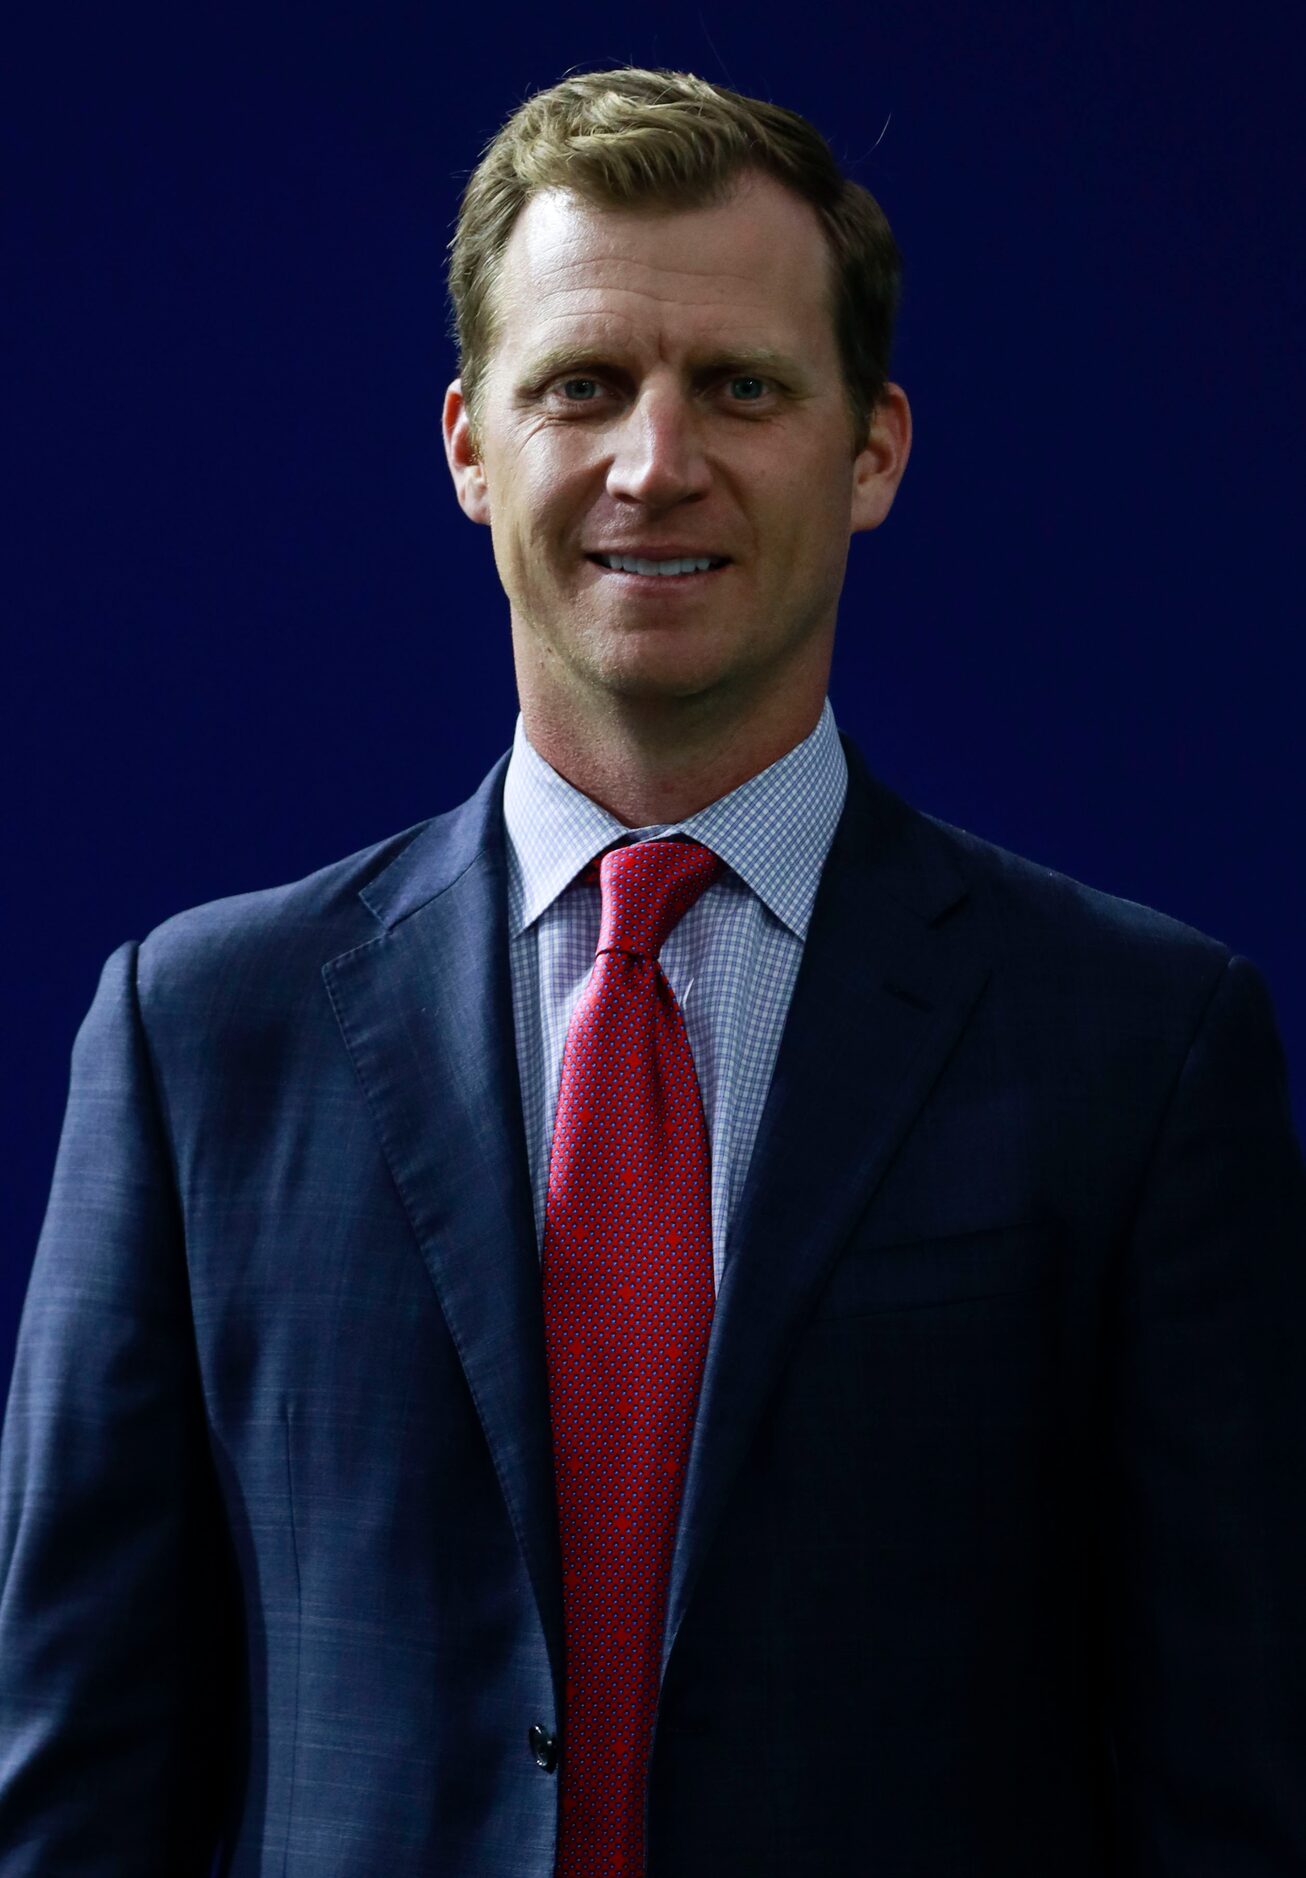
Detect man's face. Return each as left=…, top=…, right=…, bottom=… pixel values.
left=444, top=171, right=910, bottom=721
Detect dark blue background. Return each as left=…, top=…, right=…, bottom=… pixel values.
left=5, top=0, right=1302, bottom=1397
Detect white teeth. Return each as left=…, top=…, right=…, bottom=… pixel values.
left=598, top=554, right=719, bottom=576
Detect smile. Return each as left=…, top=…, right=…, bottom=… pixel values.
left=589, top=553, right=729, bottom=577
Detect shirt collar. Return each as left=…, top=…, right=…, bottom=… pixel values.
left=502, top=697, right=848, bottom=941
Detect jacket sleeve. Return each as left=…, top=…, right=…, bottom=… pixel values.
left=0, top=941, right=241, bottom=1875
left=1102, top=952, right=1306, bottom=1871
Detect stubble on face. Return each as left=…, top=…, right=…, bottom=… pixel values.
left=446, top=169, right=909, bottom=818
left=491, top=179, right=860, bottom=680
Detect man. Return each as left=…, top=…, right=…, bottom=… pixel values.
left=1, top=64, right=1303, bottom=1877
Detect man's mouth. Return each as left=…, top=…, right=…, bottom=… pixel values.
left=587, top=553, right=730, bottom=578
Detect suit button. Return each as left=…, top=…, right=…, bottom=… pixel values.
left=528, top=1723, right=559, bottom=1772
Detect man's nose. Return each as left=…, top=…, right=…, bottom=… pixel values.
left=605, top=387, right=711, bottom=507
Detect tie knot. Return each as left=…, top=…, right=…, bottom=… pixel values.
left=593, top=838, right=722, bottom=962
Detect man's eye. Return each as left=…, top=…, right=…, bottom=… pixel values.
left=727, top=376, right=769, bottom=401
left=558, top=378, right=603, bottom=401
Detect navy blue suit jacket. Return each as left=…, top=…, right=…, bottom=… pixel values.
left=2, top=738, right=1304, bottom=1875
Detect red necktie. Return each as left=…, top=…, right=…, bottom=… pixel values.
left=543, top=836, right=723, bottom=1878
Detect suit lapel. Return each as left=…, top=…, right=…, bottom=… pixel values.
left=662, top=743, right=992, bottom=1676
left=320, top=739, right=992, bottom=1712
left=321, top=755, right=565, bottom=1690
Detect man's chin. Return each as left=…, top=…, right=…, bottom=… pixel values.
left=529, top=621, right=729, bottom=702
left=580, top=647, right=744, bottom=707
left=514, top=602, right=771, bottom=711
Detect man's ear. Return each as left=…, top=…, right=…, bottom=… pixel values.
left=443, top=379, right=492, bottom=526
left=850, top=382, right=912, bottom=535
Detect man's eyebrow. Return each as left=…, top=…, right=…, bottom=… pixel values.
left=515, top=343, right=809, bottom=388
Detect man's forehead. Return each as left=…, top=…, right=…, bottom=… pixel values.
left=499, top=179, right=831, bottom=303
left=494, top=182, right=835, bottom=359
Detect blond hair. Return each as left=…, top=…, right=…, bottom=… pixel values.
left=447, top=67, right=902, bottom=454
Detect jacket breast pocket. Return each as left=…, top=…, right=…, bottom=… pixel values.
left=809, top=1220, right=1059, bottom=1321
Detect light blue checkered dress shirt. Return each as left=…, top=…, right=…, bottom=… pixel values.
left=502, top=697, right=848, bottom=1293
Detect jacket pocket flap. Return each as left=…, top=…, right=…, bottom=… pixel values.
left=811, top=1221, right=1057, bottom=1319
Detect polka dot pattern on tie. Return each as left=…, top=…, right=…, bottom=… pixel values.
left=543, top=837, right=722, bottom=1878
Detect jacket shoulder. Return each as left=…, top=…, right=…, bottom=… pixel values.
left=133, top=817, right=434, bottom=1012
left=918, top=805, right=1233, bottom=993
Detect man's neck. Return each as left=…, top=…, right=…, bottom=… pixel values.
left=518, top=689, right=828, bottom=828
